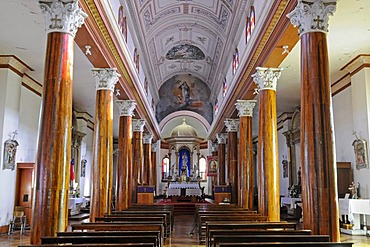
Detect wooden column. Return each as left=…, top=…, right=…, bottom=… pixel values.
left=216, top=133, right=227, bottom=185
left=132, top=119, right=145, bottom=204
left=252, top=67, right=282, bottom=221
left=31, top=1, right=86, bottom=244
left=143, top=133, right=153, bottom=185
left=288, top=1, right=339, bottom=241
left=225, top=119, right=239, bottom=204
left=236, top=100, right=257, bottom=210
left=151, top=143, right=157, bottom=189
left=90, top=68, right=120, bottom=221
left=115, top=100, right=136, bottom=211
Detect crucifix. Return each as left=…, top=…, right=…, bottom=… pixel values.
left=313, top=15, right=324, bottom=30
left=50, top=15, right=63, bottom=29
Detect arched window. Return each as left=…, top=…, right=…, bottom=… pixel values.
left=118, top=6, right=127, bottom=42
left=222, top=77, right=227, bottom=97
left=162, top=155, right=169, bottom=180
left=232, top=48, right=239, bottom=75
left=246, top=6, right=255, bottom=44
left=199, top=156, right=207, bottom=181
left=133, top=48, right=139, bottom=72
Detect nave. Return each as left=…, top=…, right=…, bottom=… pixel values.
left=1, top=213, right=370, bottom=247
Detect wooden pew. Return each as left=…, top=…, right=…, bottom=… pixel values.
left=207, top=229, right=312, bottom=247
left=217, top=243, right=353, bottom=247
left=40, top=235, right=158, bottom=246
left=71, top=223, right=164, bottom=243
left=205, top=221, right=297, bottom=244
left=19, top=244, right=155, bottom=247
left=95, top=215, right=167, bottom=237
left=213, top=235, right=330, bottom=247
left=57, top=230, right=162, bottom=247
left=198, top=215, right=268, bottom=243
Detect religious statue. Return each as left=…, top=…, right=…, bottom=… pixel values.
left=3, top=130, right=19, bottom=170
left=348, top=181, right=358, bottom=199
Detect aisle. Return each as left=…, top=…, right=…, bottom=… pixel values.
left=165, top=214, right=203, bottom=247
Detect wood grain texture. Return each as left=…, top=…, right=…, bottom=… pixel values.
left=116, top=116, right=132, bottom=211
left=257, top=89, right=280, bottom=221
left=31, top=32, right=73, bottom=244
left=300, top=32, right=340, bottom=242
left=132, top=131, right=143, bottom=204
left=143, top=143, right=151, bottom=185
left=218, top=143, right=226, bottom=185
left=90, top=89, right=114, bottom=222
left=239, top=116, right=254, bottom=210
left=227, top=131, right=238, bottom=204
left=151, top=150, right=157, bottom=188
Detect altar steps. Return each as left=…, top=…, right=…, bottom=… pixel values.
left=173, top=203, right=196, bottom=215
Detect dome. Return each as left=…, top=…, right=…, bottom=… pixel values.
left=171, top=119, right=198, bottom=137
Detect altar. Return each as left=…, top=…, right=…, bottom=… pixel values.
left=167, top=183, right=201, bottom=202
left=339, top=198, right=370, bottom=235
left=68, top=197, right=86, bottom=216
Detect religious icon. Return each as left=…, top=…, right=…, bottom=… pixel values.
left=3, top=131, right=19, bottom=170
left=81, top=159, right=87, bottom=177
left=352, top=133, right=368, bottom=170
left=207, top=156, right=218, bottom=177
left=282, top=159, right=288, bottom=178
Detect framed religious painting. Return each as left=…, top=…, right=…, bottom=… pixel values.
left=207, top=156, right=218, bottom=177
left=352, top=138, right=368, bottom=170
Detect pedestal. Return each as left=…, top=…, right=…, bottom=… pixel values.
left=214, top=185, right=231, bottom=204
left=137, top=186, right=154, bottom=204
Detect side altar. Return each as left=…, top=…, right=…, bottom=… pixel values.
left=339, top=198, right=370, bottom=235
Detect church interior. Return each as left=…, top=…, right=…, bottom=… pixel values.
left=1, top=0, right=370, bottom=246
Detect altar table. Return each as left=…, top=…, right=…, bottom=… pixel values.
left=339, top=198, right=370, bottom=235
left=68, top=197, right=86, bottom=216
left=167, top=183, right=201, bottom=197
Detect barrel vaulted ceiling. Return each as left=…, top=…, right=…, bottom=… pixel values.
left=124, top=0, right=248, bottom=99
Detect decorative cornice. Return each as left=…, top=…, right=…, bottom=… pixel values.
left=39, top=0, right=87, bottom=37
left=287, top=0, right=336, bottom=36
left=116, top=100, right=136, bottom=117
left=340, top=54, right=370, bottom=75
left=235, top=100, right=257, bottom=117
left=224, top=118, right=240, bottom=132
left=0, top=55, right=34, bottom=76
left=216, top=133, right=227, bottom=144
left=252, top=67, right=283, bottom=93
left=92, top=68, right=120, bottom=91
left=22, top=74, right=43, bottom=96
left=132, top=119, right=146, bottom=132
left=143, top=133, right=153, bottom=144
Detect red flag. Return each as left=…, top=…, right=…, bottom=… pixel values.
left=70, top=158, right=75, bottom=181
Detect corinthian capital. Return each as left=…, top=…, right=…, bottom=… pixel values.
left=116, top=100, right=136, bottom=117
left=143, top=133, right=153, bottom=144
left=235, top=100, right=257, bottom=117
left=224, top=118, right=240, bottom=132
left=252, top=67, right=282, bottom=93
left=132, top=119, right=146, bottom=132
left=287, top=0, right=336, bottom=36
left=216, top=133, right=227, bottom=144
left=92, top=68, right=121, bottom=91
left=39, top=0, right=87, bottom=37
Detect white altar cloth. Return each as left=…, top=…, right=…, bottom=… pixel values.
left=281, top=197, right=302, bottom=209
left=167, top=183, right=201, bottom=196
left=339, top=198, right=370, bottom=234
left=167, top=188, right=181, bottom=196
left=168, top=183, right=200, bottom=189
left=68, top=197, right=86, bottom=216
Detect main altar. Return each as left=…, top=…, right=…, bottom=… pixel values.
left=167, top=182, right=201, bottom=202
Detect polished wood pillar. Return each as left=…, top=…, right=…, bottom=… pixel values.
left=252, top=67, right=282, bottom=221
left=288, top=1, right=339, bottom=241
left=31, top=1, right=86, bottom=244
left=225, top=119, right=239, bottom=204
left=216, top=133, right=227, bottom=185
left=236, top=100, right=257, bottom=210
left=132, top=119, right=145, bottom=204
left=143, top=133, right=153, bottom=185
left=151, top=143, right=157, bottom=189
left=115, top=100, right=135, bottom=211
left=90, top=68, right=120, bottom=222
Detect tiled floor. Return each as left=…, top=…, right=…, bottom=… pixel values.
left=1, top=215, right=370, bottom=246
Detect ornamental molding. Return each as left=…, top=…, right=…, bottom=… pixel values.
left=235, top=100, right=257, bottom=117
left=92, top=68, right=120, bottom=91
left=211, top=142, right=218, bottom=152
left=252, top=67, right=282, bottom=93
left=287, top=0, right=336, bottom=36
left=143, top=133, right=153, bottom=144
left=39, top=0, right=87, bottom=37
left=132, top=119, right=146, bottom=132
left=216, top=133, right=227, bottom=144
left=224, top=118, right=240, bottom=132
left=116, top=100, right=136, bottom=117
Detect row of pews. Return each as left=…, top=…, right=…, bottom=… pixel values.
left=19, top=204, right=174, bottom=247
left=194, top=204, right=353, bottom=247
